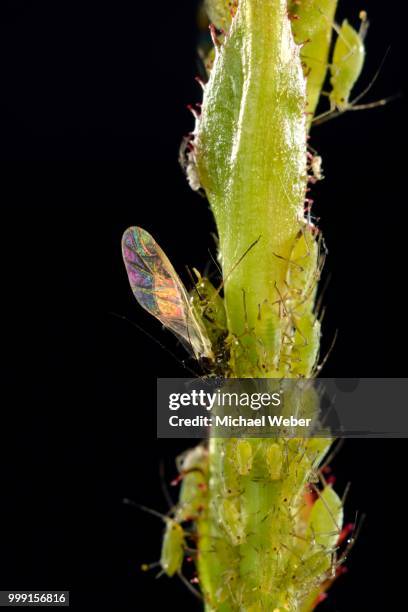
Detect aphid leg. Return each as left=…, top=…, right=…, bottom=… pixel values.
left=177, top=572, right=203, bottom=600
left=358, top=10, right=369, bottom=41
left=159, top=461, right=176, bottom=510
left=310, top=484, right=341, bottom=534
left=313, top=329, right=338, bottom=375
left=336, top=513, right=365, bottom=567
left=216, top=235, right=262, bottom=295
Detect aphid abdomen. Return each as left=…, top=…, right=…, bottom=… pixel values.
left=218, top=497, right=247, bottom=546
left=160, top=519, right=185, bottom=577
left=256, top=308, right=283, bottom=373
left=286, top=228, right=320, bottom=311
left=234, top=439, right=253, bottom=476
left=292, top=313, right=321, bottom=377
left=265, top=442, right=283, bottom=481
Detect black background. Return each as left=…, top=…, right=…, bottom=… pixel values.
left=1, top=1, right=406, bottom=610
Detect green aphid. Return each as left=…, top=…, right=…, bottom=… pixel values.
left=221, top=439, right=242, bottom=497
left=160, top=519, right=185, bottom=577
left=286, top=227, right=321, bottom=312
left=292, top=313, right=321, bottom=377
left=265, top=442, right=283, bottom=481
left=256, top=307, right=283, bottom=372
left=306, top=485, right=343, bottom=550
left=330, top=19, right=366, bottom=111
left=175, top=445, right=208, bottom=522
left=218, top=497, right=246, bottom=546
left=234, top=439, right=253, bottom=476
left=191, top=271, right=227, bottom=339
left=289, top=0, right=338, bottom=124
left=190, top=271, right=229, bottom=372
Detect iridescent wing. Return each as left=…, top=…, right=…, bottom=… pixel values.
left=122, top=226, right=213, bottom=361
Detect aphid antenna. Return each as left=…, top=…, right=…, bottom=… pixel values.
left=310, top=484, right=341, bottom=533
left=109, top=311, right=200, bottom=377
left=336, top=512, right=366, bottom=566
left=123, top=498, right=173, bottom=524
left=344, top=45, right=394, bottom=110
left=159, top=461, right=176, bottom=510
left=314, top=329, right=338, bottom=375
left=141, top=561, right=161, bottom=573
left=315, top=272, right=332, bottom=321
left=341, top=481, right=352, bottom=506
left=207, top=247, right=223, bottom=278
left=319, top=439, right=345, bottom=473
left=215, top=235, right=262, bottom=296
left=185, top=266, right=203, bottom=301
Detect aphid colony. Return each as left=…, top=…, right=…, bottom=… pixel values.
left=137, top=437, right=352, bottom=611
left=203, top=1, right=379, bottom=125
left=119, top=1, right=374, bottom=608
left=290, top=3, right=386, bottom=126
left=122, top=223, right=324, bottom=378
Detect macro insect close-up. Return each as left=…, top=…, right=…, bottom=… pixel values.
left=1, top=0, right=406, bottom=611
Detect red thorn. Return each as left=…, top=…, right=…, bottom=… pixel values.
left=327, top=475, right=336, bottom=486
left=195, top=75, right=205, bottom=89
left=209, top=24, right=220, bottom=48
left=186, top=104, right=200, bottom=119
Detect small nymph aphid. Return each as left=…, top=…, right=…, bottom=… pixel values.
left=265, top=442, right=283, bottom=481
left=124, top=500, right=186, bottom=578
left=329, top=16, right=367, bottom=111
left=234, top=439, right=253, bottom=476
left=218, top=497, right=246, bottom=546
